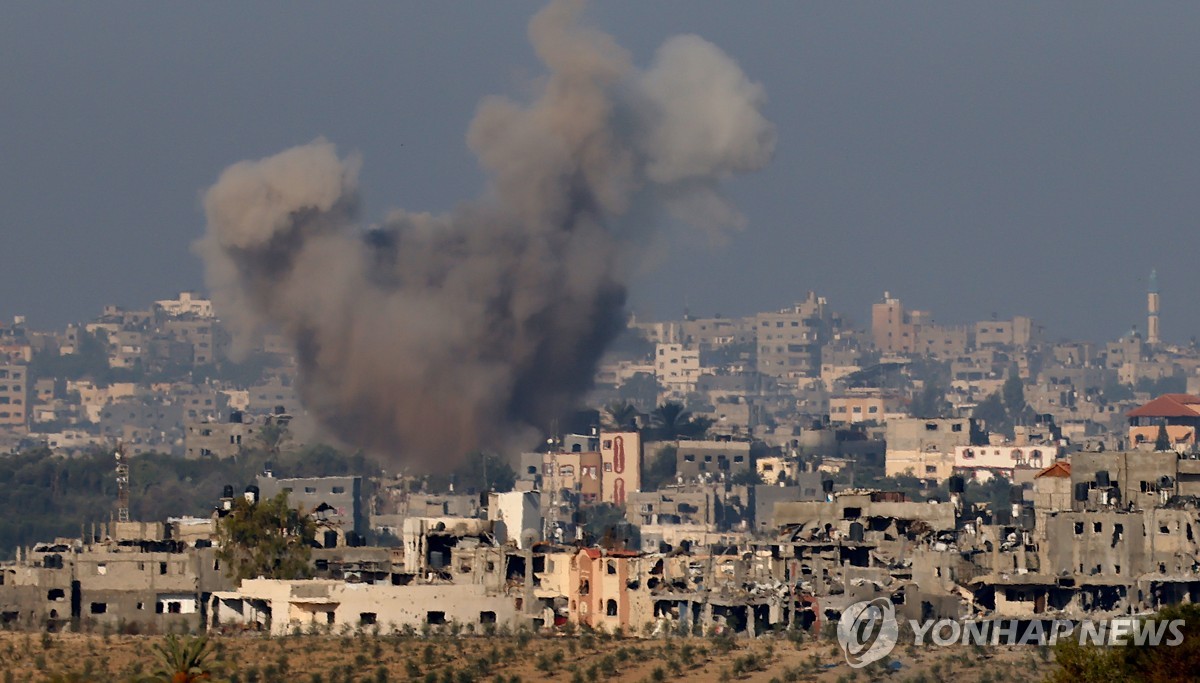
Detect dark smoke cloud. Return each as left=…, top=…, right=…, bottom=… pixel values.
left=196, top=0, right=774, bottom=470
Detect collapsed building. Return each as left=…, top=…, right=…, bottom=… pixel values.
left=3, top=447, right=1200, bottom=638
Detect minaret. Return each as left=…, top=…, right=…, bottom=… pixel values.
left=1147, top=268, right=1160, bottom=345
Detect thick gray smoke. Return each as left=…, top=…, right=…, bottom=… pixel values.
left=196, top=0, right=774, bottom=470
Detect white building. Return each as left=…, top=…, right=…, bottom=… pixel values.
left=154, top=292, right=214, bottom=318
left=487, top=491, right=542, bottom=549
left=209, top=580, right=521, bottom=635
left=655, top=343, right=701, bottom=400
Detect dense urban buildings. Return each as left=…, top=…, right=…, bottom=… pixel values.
left=2, top=278, right=1199, bottom=644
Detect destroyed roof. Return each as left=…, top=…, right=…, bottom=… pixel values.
left=1127, top=394, right=1200, bottom=418
left=1035, top=461, right=1071, bottom=479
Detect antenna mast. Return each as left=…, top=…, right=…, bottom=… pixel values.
left=115, top=442, right=130, bottom=523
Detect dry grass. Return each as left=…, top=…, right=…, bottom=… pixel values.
left=0, top=627, right=1052, bottom=682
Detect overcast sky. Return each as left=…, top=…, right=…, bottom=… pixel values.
left=2, top=2, right=1198, bottom=343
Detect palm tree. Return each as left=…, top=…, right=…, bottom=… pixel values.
left=139, top=634, right=223, bottom=683
left=601, top=401, right=640, bottom=431
left=651, top=402, right=712, bottom=441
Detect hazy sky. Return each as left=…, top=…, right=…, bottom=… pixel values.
left=3, top=2, right=1198, bottom=342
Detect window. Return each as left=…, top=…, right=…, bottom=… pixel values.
left=305, top=487, right=317, bottom=494
left=925, top=423, right=938, bottom=431
left=1093, top=522, right=1102, bottom=533
left=559, top=465, right=574, bottom=476
left=361, top=612, right=378, bottom=625
left=47, top=589, right=64, bottom=601
left=331, top=486, right=345, bottom=494
left=96, top=563, right=107, bottom=575
left=606, top=600, right=618, bottom=616
left=90, top=603, right=107, bottom=614
left=607, top=561, right=616, bottom=575
left=925, top=466, right=937, bottom=474
left=425, top=611, right=445, bottom=625
left=1074, top=523, right=1084, bottom=535
left=479, top=611, right=496, bottom=624
left=160, top=563, right=168, bottom=575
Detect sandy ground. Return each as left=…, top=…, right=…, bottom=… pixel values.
left=0, top=629, right=1054, bottom=682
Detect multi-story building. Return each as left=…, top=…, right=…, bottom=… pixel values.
left=599, top=431, right=641, bottom=506
left=257, top=472, right=367, bottom=538
left=0, top=364, right=29, bottom=431
left=1127, top=393, right=1200, bottom=450
left=756, top=292, right=839, bottom=378
left=975, top=316, right=1035, bottom=348
left=828, top=389, right=904, bottom=426
left=654, top=343, right=701, bottom=400
left=154, top=291, right=214, bottom=318
left=885, top=417, right=984, bottom=481
left=674, top=439, right=752, bottom=481
left=184, top=412, right=259, bottom=459
left=871, top=293, right=924, bottom=355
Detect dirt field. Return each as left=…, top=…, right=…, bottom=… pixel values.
left=0, top=629, right=1053, bottom=682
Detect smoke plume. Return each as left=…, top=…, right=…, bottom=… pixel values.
left=196, top=0, right=774, bottom=469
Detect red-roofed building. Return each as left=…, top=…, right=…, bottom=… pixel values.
left=1034, top=461, right=1071, bottom=479
left=1030, top=459, right=1073, bottom=528
left=1127, top=394, right=1200, bottom=449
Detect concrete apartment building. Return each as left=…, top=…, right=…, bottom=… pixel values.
left=885, top=417, right=984, bottom=481
left=871, top=293, right=928, bottom=354
left=0, top=520, right=231, bottom=632
left=654, top=343, right=701, bottom=400
left=257, top=473, right=367, bottom=538
left=184, top=412, right=259, bottom=459
left=163, top=319, right=223, bottom=366
left=953, top=444, right=1060, bottom=481
left=828, top=389, right=904, bottom=425
left=0, top=364, right=29, bottom=431
left=599, top=431, right=641, bottom=506
left=755, top=292, right=838, bottom=378
left=247, top=377, right=303, bottom=417
left=913, top=323, right=971, bottom=360
left=679, top=316, right=753, bottom=348
left=674, top=439, right=752, bottom=481
left=975, top=316, right=1035, bottom=348
left=154, top=292, right=214, bottom=318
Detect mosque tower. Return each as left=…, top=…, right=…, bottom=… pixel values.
left=1148, top=268, right=1160, bottom=345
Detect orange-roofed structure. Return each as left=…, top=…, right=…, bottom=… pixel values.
left=1127, top=394, right=1200, bottom=449
left=1034, top=461, right=1071, bottom=479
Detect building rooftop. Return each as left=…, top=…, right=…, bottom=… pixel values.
left=1127, top=394, right=1200, bottom=419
